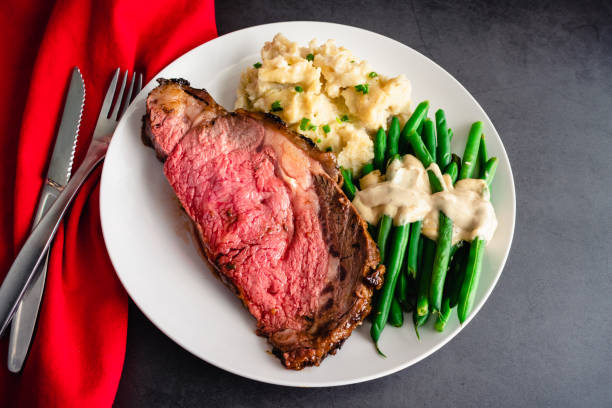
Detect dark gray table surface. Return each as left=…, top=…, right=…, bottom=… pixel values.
left=114, top=1, right=612, bottom=406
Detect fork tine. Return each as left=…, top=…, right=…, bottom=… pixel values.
left=136, top=73, right=143, bottom=96
left=121, top=72, right=137, bottom=118
left=97, top=68, right=120, bottom=121
left=111, top=70, right=129, bottom=121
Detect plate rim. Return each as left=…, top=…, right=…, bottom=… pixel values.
left=100, top=20, right=516, bottom=387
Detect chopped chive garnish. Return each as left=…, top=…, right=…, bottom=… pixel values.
left=326, top=146, right=333, bottom=152
left=253, top=62, right=262, bottom=69
left=270, top=101, right=283, bottom=112
left=355, top=84, right=369, bottom=94
left=322, top=124, right=331, bottom=134
left=308, top=124, right=317, bottom=131
left=316, top=138, right=322, bottom=143
left=294, top=85, right=304, bottom=93
left=368, top=71, right=378, bottom=78
left=300, top=118, right=310, bottom=131
left=341, top=114, right=349, bottom=122
left=350, top=60, right=355, bottom=63
left=306, top=53, right=314, bottom=62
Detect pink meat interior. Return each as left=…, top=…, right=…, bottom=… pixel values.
left=163, top=114, right=330, bottom=334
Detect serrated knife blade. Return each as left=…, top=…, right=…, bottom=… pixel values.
left=46, top=67, right=85, bottom=187
left=7, top=66, right=84, bottom=372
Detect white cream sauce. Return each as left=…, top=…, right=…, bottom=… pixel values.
left=352, top=155, right=498, bottom=244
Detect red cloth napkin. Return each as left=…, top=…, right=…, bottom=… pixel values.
left=0, top=0, right=217, bottom=405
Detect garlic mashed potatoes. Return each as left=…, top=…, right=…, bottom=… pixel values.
left=235, top=34, right=412, bottom=173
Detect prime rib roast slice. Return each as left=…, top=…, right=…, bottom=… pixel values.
left=142, top=78, right=383, bottom=369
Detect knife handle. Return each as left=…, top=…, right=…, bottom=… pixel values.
left=7, top=183, right=59, bottom=372
left=0, top=140, right=108, bottom=337
left=7, top=251, right=50, bottom=372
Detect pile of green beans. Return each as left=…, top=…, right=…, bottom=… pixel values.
left=369, top=108, right=419, bottom=353
left=353, top=102, right=499, bottom=354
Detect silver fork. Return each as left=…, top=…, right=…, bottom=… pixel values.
left=0, top=68, right=143, bottom=336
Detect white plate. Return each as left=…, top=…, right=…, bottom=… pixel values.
left=100, top=21, right=515, bottom=387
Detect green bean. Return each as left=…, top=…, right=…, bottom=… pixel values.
left=482, top=157, right=498, bottom=186
left=422, top=118, right=436, bottom=164
left=370, top=224, right=410, bottom=350
left=389, top=297, right=404, bottom=327
left=413, top=308, right=430, bottom=340
left=386, top=224, right=411, bottom=280
left=426, top=170, right=453, bottom=312
left=396, top=268, right=409, bottom=310
left=451, top=153, right=461, bottom=175
left=429, top=213, right=453, bottom=312
left=399, top=101, right=429, bottom=153
left=456, top=154, right=498, bottom=323
left=406, top=129, right=434, bottom=168
left=398, top=251, right=413, bottom=310
left=443, top=241, right=463, bottom=301
left=376, top=215, right=393, bottom=264
left=435, top=297, right=451, bottom=332
left=396, top=221, right=413, bottom=308
left=413, top=236, right=430, bottom=339
left=416, top=106, right=428, bottom=136
left=416, top=118, right=424, bottom=136
left=405, top=221, right=422, bottom=279
left=435, top=250, right=465, bottom=332
left=417, top=235, right=424, bottom=272
left=374, top=127, right=387, bottom=171
left=447, top=245, right=468, bottom=308
left=427, top=169, right=444, bottom=193
left=478, top=134, right=488, bottom=178
left=386, top=117, right=401, bottom=164
left=415, top=234, right=424, bottom=307
left=481, top=156, right=498, bottom=182
left=340, top=167, right=357, bottom=200
left=457, top=237, right=486, bottom=323
left=361, top=162, right=374, bottom=177
left=416, top=238, right=435, bottom=316
left=435, top=109, right=451, bottom=169
left=445, top=161, right=458, bottom=184
left=459, top=121, right=483, bottom=180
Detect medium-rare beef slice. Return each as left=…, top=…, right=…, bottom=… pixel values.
left=143, top=78, right=383, bottom=369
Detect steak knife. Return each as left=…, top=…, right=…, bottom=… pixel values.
left=6, top=67, right=85, bottom=373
